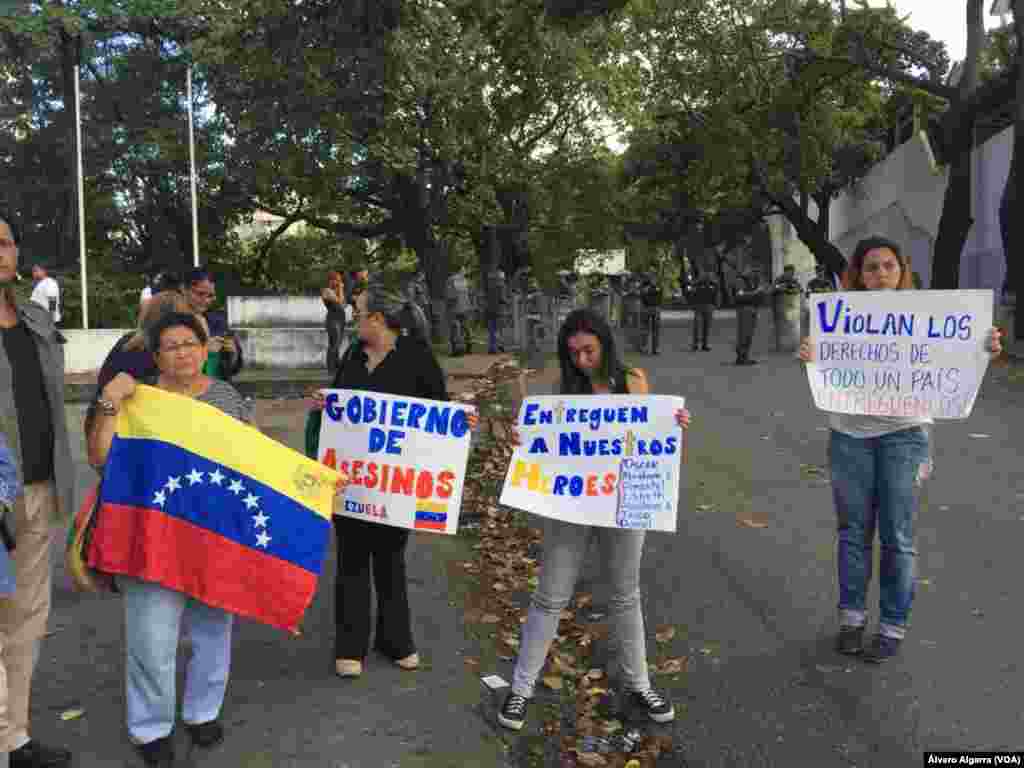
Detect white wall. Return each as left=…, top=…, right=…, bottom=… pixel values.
left=828, top=126, right=1010, bottom=294
left=227, top=296, right=326, bottom=328
left=63, top=329, right=130, bottom=375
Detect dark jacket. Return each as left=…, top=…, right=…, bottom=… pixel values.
left=688, top=277, right=717, bottom=307
left=331, top=335, right=447, bottom=401
left=732, top=274, right=766, bottom=307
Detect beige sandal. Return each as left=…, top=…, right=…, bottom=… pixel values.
left=395, top=653, right=419, bottom=670
left=335, top=659, right=363, bottom=677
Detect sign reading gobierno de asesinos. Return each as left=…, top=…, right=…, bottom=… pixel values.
left=499, top=395, right=685, bottom=532
left=318, top=389, right=475, bottom=534
left=806, top=290, right=993, bottom=419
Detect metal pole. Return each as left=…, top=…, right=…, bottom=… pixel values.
left=187, top=65, right=199, bottom=268
left=74, top=64, right=88, bottom=329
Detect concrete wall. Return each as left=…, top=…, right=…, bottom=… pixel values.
left=64, top=327, right=331, bottom=373
left=828, top=126, right=1010, bottom=294
left=227, top=296, right=326, bottom=328
left=767, top=215, right=816, bottom=284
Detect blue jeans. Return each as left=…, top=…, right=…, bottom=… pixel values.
left=119, top=577, right=234, bottom=744
left=487, top=313, right=500, bottom=353
left=829, top=427, right=929, bottom=638
left=511, top=518, right=650, bottom=697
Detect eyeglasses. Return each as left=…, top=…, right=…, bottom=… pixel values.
left=160, top=340, right=203, bottom=354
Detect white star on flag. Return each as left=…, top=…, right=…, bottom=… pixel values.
left=153, top=490, right=167, bottom=507
left=186, top=469, right=204, bottom=485
left=252, top=511, right=269, bottom=528
left=228, top=479, right=244, bottom=495
left=165, top=476, right=182, bottom=493
left=243, top=493, right=260, bottom=510
left=255, top=531, right=271, bottom=548
left=208, top=469, right=225, bottom=485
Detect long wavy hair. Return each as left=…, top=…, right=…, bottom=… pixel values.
left=845, top=236, right=913, bottom=291
left=557, top=308, right=629, bottom=395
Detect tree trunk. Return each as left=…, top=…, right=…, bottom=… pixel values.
left=774, top=194, right=848, bottom=277
left=931, top=0, right=984, bottom=289
left=419, top=237, right=451, bottom=346
left=1001, top=0, right=1024, bottom=340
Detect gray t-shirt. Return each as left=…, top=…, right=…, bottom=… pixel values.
left=196, top=379, right=252, bottom=424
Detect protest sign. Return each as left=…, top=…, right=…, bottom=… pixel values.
left=499, top=395, right=685, bottom=532
left=318, top=390, right=475, bottom=534
left=806, top=290, right=993, bottom=419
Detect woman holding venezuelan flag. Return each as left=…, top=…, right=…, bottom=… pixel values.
left=86, top=312, right=254, bottom=768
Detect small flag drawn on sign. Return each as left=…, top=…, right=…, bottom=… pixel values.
left=414, top=501, right=448, bottom=531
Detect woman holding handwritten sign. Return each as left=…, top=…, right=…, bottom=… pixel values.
left=312, top=282, right=477, bottom=680
left=799, top=236, right=1002, bottom=663
left=497, top=309, right=690, bottom=731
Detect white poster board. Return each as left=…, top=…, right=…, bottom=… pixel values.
left=318, top=390, right=475, bottom=534
left=499, top=395, right=685, bottom=531
left=806, top=290, right=993, bottom=419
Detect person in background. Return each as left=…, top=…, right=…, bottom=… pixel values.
left=806, top=264, right=834, bottom=295
left=799, top=236, right=1003, bottom=662
left=29, top=265, right=60, bottom=327
left=445, top=268, right=473, bottom=356
left=640, top=272, right=662, bottom=355
left=484, top=266, right=506, bottom=354
left=322, top=271, right=348, bottom=377
left=311, top=281, right=477, bottom=679
left=84, top=291, right=194, bottom=438
left=87, top=312, right=255, bottom=767
left=732, top=265, right=768, bottom=365
left=497, top=308, right=690, bottom=732
left=184, top=269, right=243, bottom=381
left=687, top=270, right=717, bottom=352
left=0, top=212, right=74, bottom=768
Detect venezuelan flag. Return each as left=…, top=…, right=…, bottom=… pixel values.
left=414, top=501, right=448, bottom=532
left=88, top=385, right=341, bottom=633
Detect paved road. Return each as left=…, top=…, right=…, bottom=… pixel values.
left=580, top=312, right=1023, bottom=766
left=26, top=316, right=1024, bottom=767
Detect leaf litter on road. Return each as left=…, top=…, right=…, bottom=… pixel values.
left=455, top=360, right=677, bottom=765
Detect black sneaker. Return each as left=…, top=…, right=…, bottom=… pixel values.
left=863, top=634, right=902, bottom=664
left=836, top=625, right=865, bottom=655
left=186, top=719, right=225, bottom=748
left=136, top=736, right=174, bottom=767
left=628, top=688, right=675, bottom=723
left=497, top=692, right=529, bottom=731
left=9, top=741, right=72, bottom=768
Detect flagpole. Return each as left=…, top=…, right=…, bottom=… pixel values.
left=74, top=64, right=88, bottom=329
left=187, top=65, right=199, bottom=268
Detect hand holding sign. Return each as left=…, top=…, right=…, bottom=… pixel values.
left=804, top=290, right=995, bottom=419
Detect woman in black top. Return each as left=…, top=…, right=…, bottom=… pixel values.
left=318, top=281, right=475, bottom=678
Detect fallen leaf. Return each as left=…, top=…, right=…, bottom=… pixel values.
left=658, top=657, right=688, bottom=675
left=600, top=719, right=623, bottom=734
left=586, top=687, right=608, bottom=697
left=585, top=669, right=604, bottom=681
left=480, top=613, right=502, bottom=624
left=577, top=754, right=608, bottom=767
left=655, top=625, right=676, bottom=643
left=542, top=675, right=564, bottom=691
left=576, top=593, right=593, bottom=609
left=560, top=609, right=576, bottom=621
left=739, top=519, right=768, bottom=529
left=60, top=708, right=84, bottom=721
left=463, top=657, right=480, bottom=667
left=492, top=582, right=508, bottom=592
left=625, top=761, right=642, bottom=768
left=695, top=503, right=714, bottom=512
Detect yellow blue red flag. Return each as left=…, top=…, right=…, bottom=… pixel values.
left=88, top=385, right=341, bottom=633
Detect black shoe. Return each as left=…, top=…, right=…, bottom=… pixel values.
left=136, top=736, right=174, bottom=767
left=863, top=634, right=902, bottom=664
left=702, top=345, right=711, bottom=351
left=836, top=625, right=865, bottom=655
left=497, top=692, right=529, bottom=731
left=738, top=358, right=759, bottom=365
left=628, top=688, right=675, bottom=723
left=186, top=719, right=224, bottom=748
left=9, top=741, right=72, bottom=768
left=690, top=346, right=699, bottom=352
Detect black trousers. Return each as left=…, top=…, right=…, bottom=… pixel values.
left=326, top=318, right=345, bottom=375
left=646, top=309, right=661, bottom=353
left=333, top=516, right=415, bottom=661
left=736, top=306, right=759, bottom=360
left=692, top=305, right=713, bottom=348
